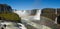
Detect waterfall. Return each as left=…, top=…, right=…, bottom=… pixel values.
left=55, top=17, right=57, bottom=24
left=13, top=10, right=41, bottom=20
left=55, top=9, right=57, bottom=24
left=33, top=10, right=41, bottom=20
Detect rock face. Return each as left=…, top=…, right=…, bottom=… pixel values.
left=41, top=8, right=60, bottom=24
left=0, top=4, right=13, bottom=13
left=30, top=9, right=37, bottom=15
left=41, top=8, right=56, bottom=21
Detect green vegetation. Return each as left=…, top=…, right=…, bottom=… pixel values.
left=0, top=4, right=21, bottom=22
left=0, top=13, right=21, bottom=21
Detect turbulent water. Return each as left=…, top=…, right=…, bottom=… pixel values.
left=14, top=10, right=56, bottom=29
left=14, top=10, right=41, bottom=20
left=0, top=21, right=27, bottom=29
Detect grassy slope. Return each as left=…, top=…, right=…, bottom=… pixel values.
left=0, top=13, right=21, bottom=21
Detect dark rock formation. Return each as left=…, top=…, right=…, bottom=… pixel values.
left=41, top=8, right=60, bottom=24
left=41, top=8, right=56, bottom=21
left=0, top=4, right=13, bottom=13
left=30, top=9, right=38, bottom=15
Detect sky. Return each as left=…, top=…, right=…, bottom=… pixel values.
left=0, top=0, right=60, bottom=10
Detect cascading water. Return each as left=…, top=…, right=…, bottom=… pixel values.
left=33, top=10, right=41, bottom=20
